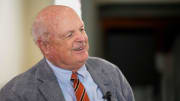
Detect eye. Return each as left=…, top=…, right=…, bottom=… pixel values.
left=65, top=31, right=73, bottom=38
left=80, top=27, right=85, bottom=32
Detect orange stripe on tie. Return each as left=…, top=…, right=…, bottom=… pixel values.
left=71, top=72, right=90, bottom=101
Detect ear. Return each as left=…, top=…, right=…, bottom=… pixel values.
left=36, top=40, right=50, bottom=55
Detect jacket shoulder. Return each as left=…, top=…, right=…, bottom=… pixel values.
left=87, top=56, right=119, bottom=70
left=0, top=59, right=45, bottom=98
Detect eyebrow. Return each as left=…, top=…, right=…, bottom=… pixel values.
left=61, top=25, right=85, bottom=37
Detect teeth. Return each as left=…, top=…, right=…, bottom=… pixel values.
left=73, top=47, right=83, bottom=51
left=77, top=48, right=82, bottom=51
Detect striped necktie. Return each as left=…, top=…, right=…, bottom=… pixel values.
left=71, top=72, right=90, bottom=101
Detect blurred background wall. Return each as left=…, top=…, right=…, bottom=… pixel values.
left=94, top=0, right=180, bottom=101
left=1, top=0, right=180, bottom=101
left=0, top=0, right=24, bottom=88
left=0, top=0, right=53, bottom=88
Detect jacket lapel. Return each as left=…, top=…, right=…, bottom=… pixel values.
left=85, top=59, right=113, bottom=96
left=36, top=59, right=66, bottom=101
left=35, top=58, right=114, bottom=101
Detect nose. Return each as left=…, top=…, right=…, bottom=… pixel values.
left=76, top=32, right=86, bottom=42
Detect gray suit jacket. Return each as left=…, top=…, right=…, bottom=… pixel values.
left=0, top=57, right=134, bottom=101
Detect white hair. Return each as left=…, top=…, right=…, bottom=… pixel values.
left=32, top=17, right=49, bottom=42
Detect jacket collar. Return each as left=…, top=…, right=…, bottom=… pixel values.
left=35, top=58, right=112, bottom=101
left=35, top=58, right=66, bottom=101
left=85, top=58, right=113, bottom=96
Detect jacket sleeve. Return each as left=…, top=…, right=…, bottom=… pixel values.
left=0, top=87, right=22, bottom=101
left=115, top=67, right=135, bottom=101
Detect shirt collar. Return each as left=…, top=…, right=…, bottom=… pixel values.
left=46, top=59, right=87, bottom=81
left=77, top=64, right=87, bottom=79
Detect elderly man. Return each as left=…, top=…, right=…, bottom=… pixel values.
left=0, top=5, right=134, bottom=101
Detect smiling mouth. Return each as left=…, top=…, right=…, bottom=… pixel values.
left=72, top=42, right=87, bottom=52
left=73, top=46, right=85, bottom=51
left=73, top=47, right=85, bottom=51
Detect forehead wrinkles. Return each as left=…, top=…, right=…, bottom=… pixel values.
left=37, top=12, right=60, bottom=34
left=36, top=6, right=74, bottom=34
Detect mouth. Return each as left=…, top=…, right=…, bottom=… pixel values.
left=72, top=43, right=87, bottom=53
left=73, top=47, right=84, bottom=51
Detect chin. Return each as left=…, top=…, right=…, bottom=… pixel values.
left=80, top=54, right=88, bottom=62
left=77, top=53, right=88, bottom=62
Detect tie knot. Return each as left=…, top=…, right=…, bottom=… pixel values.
left=71, top=72, right=78, bottom=81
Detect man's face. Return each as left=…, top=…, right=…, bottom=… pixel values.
left=43, top=12, right=89, bottom=71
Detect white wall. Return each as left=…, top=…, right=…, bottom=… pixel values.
left=0, top=0, right=53, bottom=89
left=21, top=0, right=53, bottom=72
left=54, top=0, right=82, bottom=18
left=0, top=0, right=24, bottom=88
